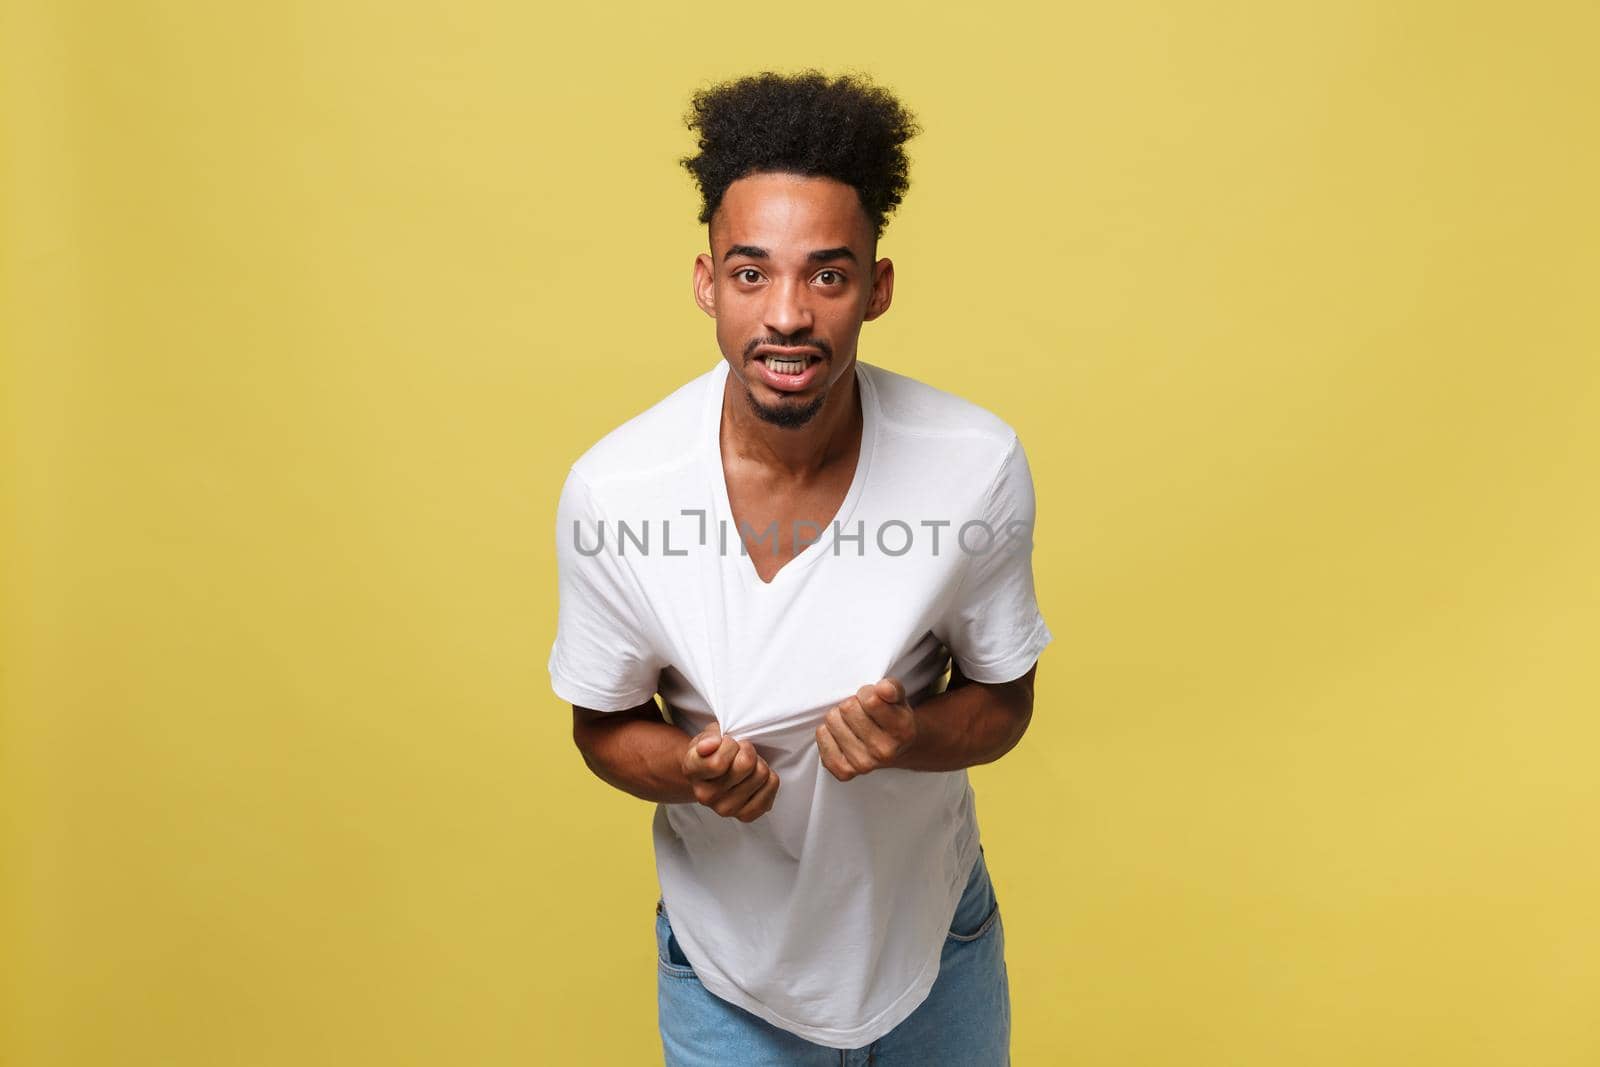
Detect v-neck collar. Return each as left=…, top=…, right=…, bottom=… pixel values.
left=703, top=358, right=879, bottom=591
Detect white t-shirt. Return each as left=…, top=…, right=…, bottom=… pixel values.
left=548, top=358, right=1052, bottom=1048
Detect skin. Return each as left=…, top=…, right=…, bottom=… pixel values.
left=570, top=170, right=1038, bottom=818
left=814, top=661, right=1037, bottom=781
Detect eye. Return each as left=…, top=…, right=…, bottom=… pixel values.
left=815, top=269, right=844, bottom=285
left=734, top=268, right=763, bottom=284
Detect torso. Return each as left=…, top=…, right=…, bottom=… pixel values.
left=555, top=357, right=1047, bottom=1044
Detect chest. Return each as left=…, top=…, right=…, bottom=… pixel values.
left=643, top=518, right=966, bottom=750
left=722, top=452, right=860, bottom=585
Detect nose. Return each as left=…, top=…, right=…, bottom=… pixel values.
left=762, top=277, right=813, bottom=339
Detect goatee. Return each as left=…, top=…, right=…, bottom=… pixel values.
left=744, top=386, right=826, bottom=429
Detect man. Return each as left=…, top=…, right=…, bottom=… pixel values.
left=549, top=70, right=1051, bottom=1065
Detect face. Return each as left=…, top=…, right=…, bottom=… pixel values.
left=693, top=172, right=894, bottom=429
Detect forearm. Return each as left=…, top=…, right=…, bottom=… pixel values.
left=887, top=668, right=1034, bottom=773
left=574, top=702, right=697, bottom=804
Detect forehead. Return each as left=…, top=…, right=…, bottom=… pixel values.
left=711, top=172, right=871, bottom=256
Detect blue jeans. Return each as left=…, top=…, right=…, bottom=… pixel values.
left=655, top=846, right=1010, bottom=1066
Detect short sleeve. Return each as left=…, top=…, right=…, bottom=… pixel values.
left=936, top=435, right=1053, bottom=684
left=548, top=467, right=664, bottom=712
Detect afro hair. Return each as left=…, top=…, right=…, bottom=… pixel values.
left=680, top=70, right=921, bottom=240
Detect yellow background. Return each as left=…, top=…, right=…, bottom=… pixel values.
left=4, top=1, right=1597, bottom=1064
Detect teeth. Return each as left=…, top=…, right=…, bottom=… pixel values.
left=765, top=357, right=807, bottom=375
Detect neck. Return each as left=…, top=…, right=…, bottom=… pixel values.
left=721, top=361, right=863, bottom=481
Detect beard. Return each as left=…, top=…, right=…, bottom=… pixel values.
left=743, top=381, right=827, bottom=429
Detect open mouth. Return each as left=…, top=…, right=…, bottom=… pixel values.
left=758, top=353, right=822, bottom=375
left=753, top=352, right=824, bottom=391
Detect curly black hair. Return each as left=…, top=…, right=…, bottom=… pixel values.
left=680, top=70, right=921, bottom=241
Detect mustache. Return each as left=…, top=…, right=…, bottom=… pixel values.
left=745, top=333, right=833, bottom=359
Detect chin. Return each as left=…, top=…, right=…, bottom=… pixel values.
left=745, top=386, right=826, bottom=430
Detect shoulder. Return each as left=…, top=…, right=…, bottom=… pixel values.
left=860, top=361, right=1023, bottom=480
left=563, top=361, right=721, bottom=504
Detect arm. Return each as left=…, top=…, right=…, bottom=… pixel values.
left=889, top=660, right=1036, bottom=772
left=815, top=660, right=1039, bottom=780
left=572, top=701, right=781, bottom=820
left=571, top=699, right=699, bottom=804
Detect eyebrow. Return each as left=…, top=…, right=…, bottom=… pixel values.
left=722, top=245, right=858, bottom=264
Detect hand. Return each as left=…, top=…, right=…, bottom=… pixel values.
left=816, top=677, right=917, bottom=782
left=681, top=721, right=780, bottom=822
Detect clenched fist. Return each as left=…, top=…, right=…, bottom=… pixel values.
left=681, top=721, right=780, bottom=822
left=816, top=677, right=918, bottom=782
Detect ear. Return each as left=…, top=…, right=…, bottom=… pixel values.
left=864, top=258, right=895, bottom=322
left=693, top=252, right=717, bottom=319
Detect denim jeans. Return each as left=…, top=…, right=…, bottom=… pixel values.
left=655, top=846, right=1010, bottom=1066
